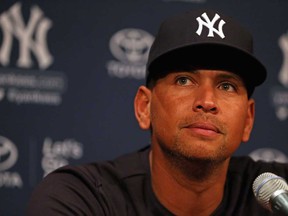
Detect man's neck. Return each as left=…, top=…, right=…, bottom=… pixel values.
left=150, top=150, right=230, bottom=216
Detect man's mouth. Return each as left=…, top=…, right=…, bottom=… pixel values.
left=184, top=122, right=222, bottom=137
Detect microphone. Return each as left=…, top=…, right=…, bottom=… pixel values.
left=252, top=172, right=288, bottom=215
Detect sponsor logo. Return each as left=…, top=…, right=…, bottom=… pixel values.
left=41, top=137, right=83, bottom=177
left=196, top=12, right=226, bottom=39
left=106, top=28, right=154, bottom=79
left=270, top=32, right=288, bottom=121
left=249, top=148, right=288, bottom=163
left=0, top=136, right=23, bottom=188
left=0, top=2, right=67, bottom=106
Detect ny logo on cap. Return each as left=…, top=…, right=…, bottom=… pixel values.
left=196, top=12, right=226, bottom=39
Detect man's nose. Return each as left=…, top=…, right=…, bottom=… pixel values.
left=192, top=85, right=219, bottom=114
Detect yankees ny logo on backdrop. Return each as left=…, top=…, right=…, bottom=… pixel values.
left=196, top=12, right=226, bottom=39
left=0, top=2, right=53, bottom=70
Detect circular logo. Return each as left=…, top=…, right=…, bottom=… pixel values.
left=109, top=28, right=154, bottom=65
left=0, top=136, right=18, bottom=171
left=249, top=148, right=288, bottom=163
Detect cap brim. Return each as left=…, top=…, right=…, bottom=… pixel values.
left=147, top=43, right=267, bottom=89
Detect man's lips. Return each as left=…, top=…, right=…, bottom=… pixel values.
left=184, top=122, right=222, bottom=137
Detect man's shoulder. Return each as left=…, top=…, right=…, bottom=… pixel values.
left=229, top=155, right=288, bottom=178
left=51, top=145, right=150, bottom=184
left=26, top=146, right=151, bottom=216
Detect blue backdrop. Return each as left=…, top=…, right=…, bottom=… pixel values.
left=0, top=1, right=287, bottom=215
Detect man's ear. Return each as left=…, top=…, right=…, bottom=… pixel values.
left=242, top=99, right=255, bottom=142
left=134, top=86, right=151, bottom=130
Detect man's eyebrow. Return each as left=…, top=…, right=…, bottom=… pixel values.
left=171, top=70, right=244, bottom=82
left=217, top=73, right=244, bottom=82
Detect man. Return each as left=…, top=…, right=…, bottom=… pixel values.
left=27, top=9, right=288, bottom=216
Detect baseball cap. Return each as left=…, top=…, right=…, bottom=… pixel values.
left=146, top=9, right=267, bottom=96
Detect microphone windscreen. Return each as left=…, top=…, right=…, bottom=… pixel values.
left=252, top=172, right=288, bottom=211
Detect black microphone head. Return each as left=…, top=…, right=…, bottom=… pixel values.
left=252, top=172, right=288, bottom=211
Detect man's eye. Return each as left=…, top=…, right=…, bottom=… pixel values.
left=176, top=77, right=191, bottom=86
left=219, top=82, right=236, bottom=92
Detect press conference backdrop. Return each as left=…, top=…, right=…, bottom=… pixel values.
left=0, top=0, right=287, bottom=215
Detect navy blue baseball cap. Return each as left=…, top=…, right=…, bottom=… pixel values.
left=146, top=9, right=267, bottom=96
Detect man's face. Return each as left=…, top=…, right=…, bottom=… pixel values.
left=146, top=69, right=255, bottom=162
